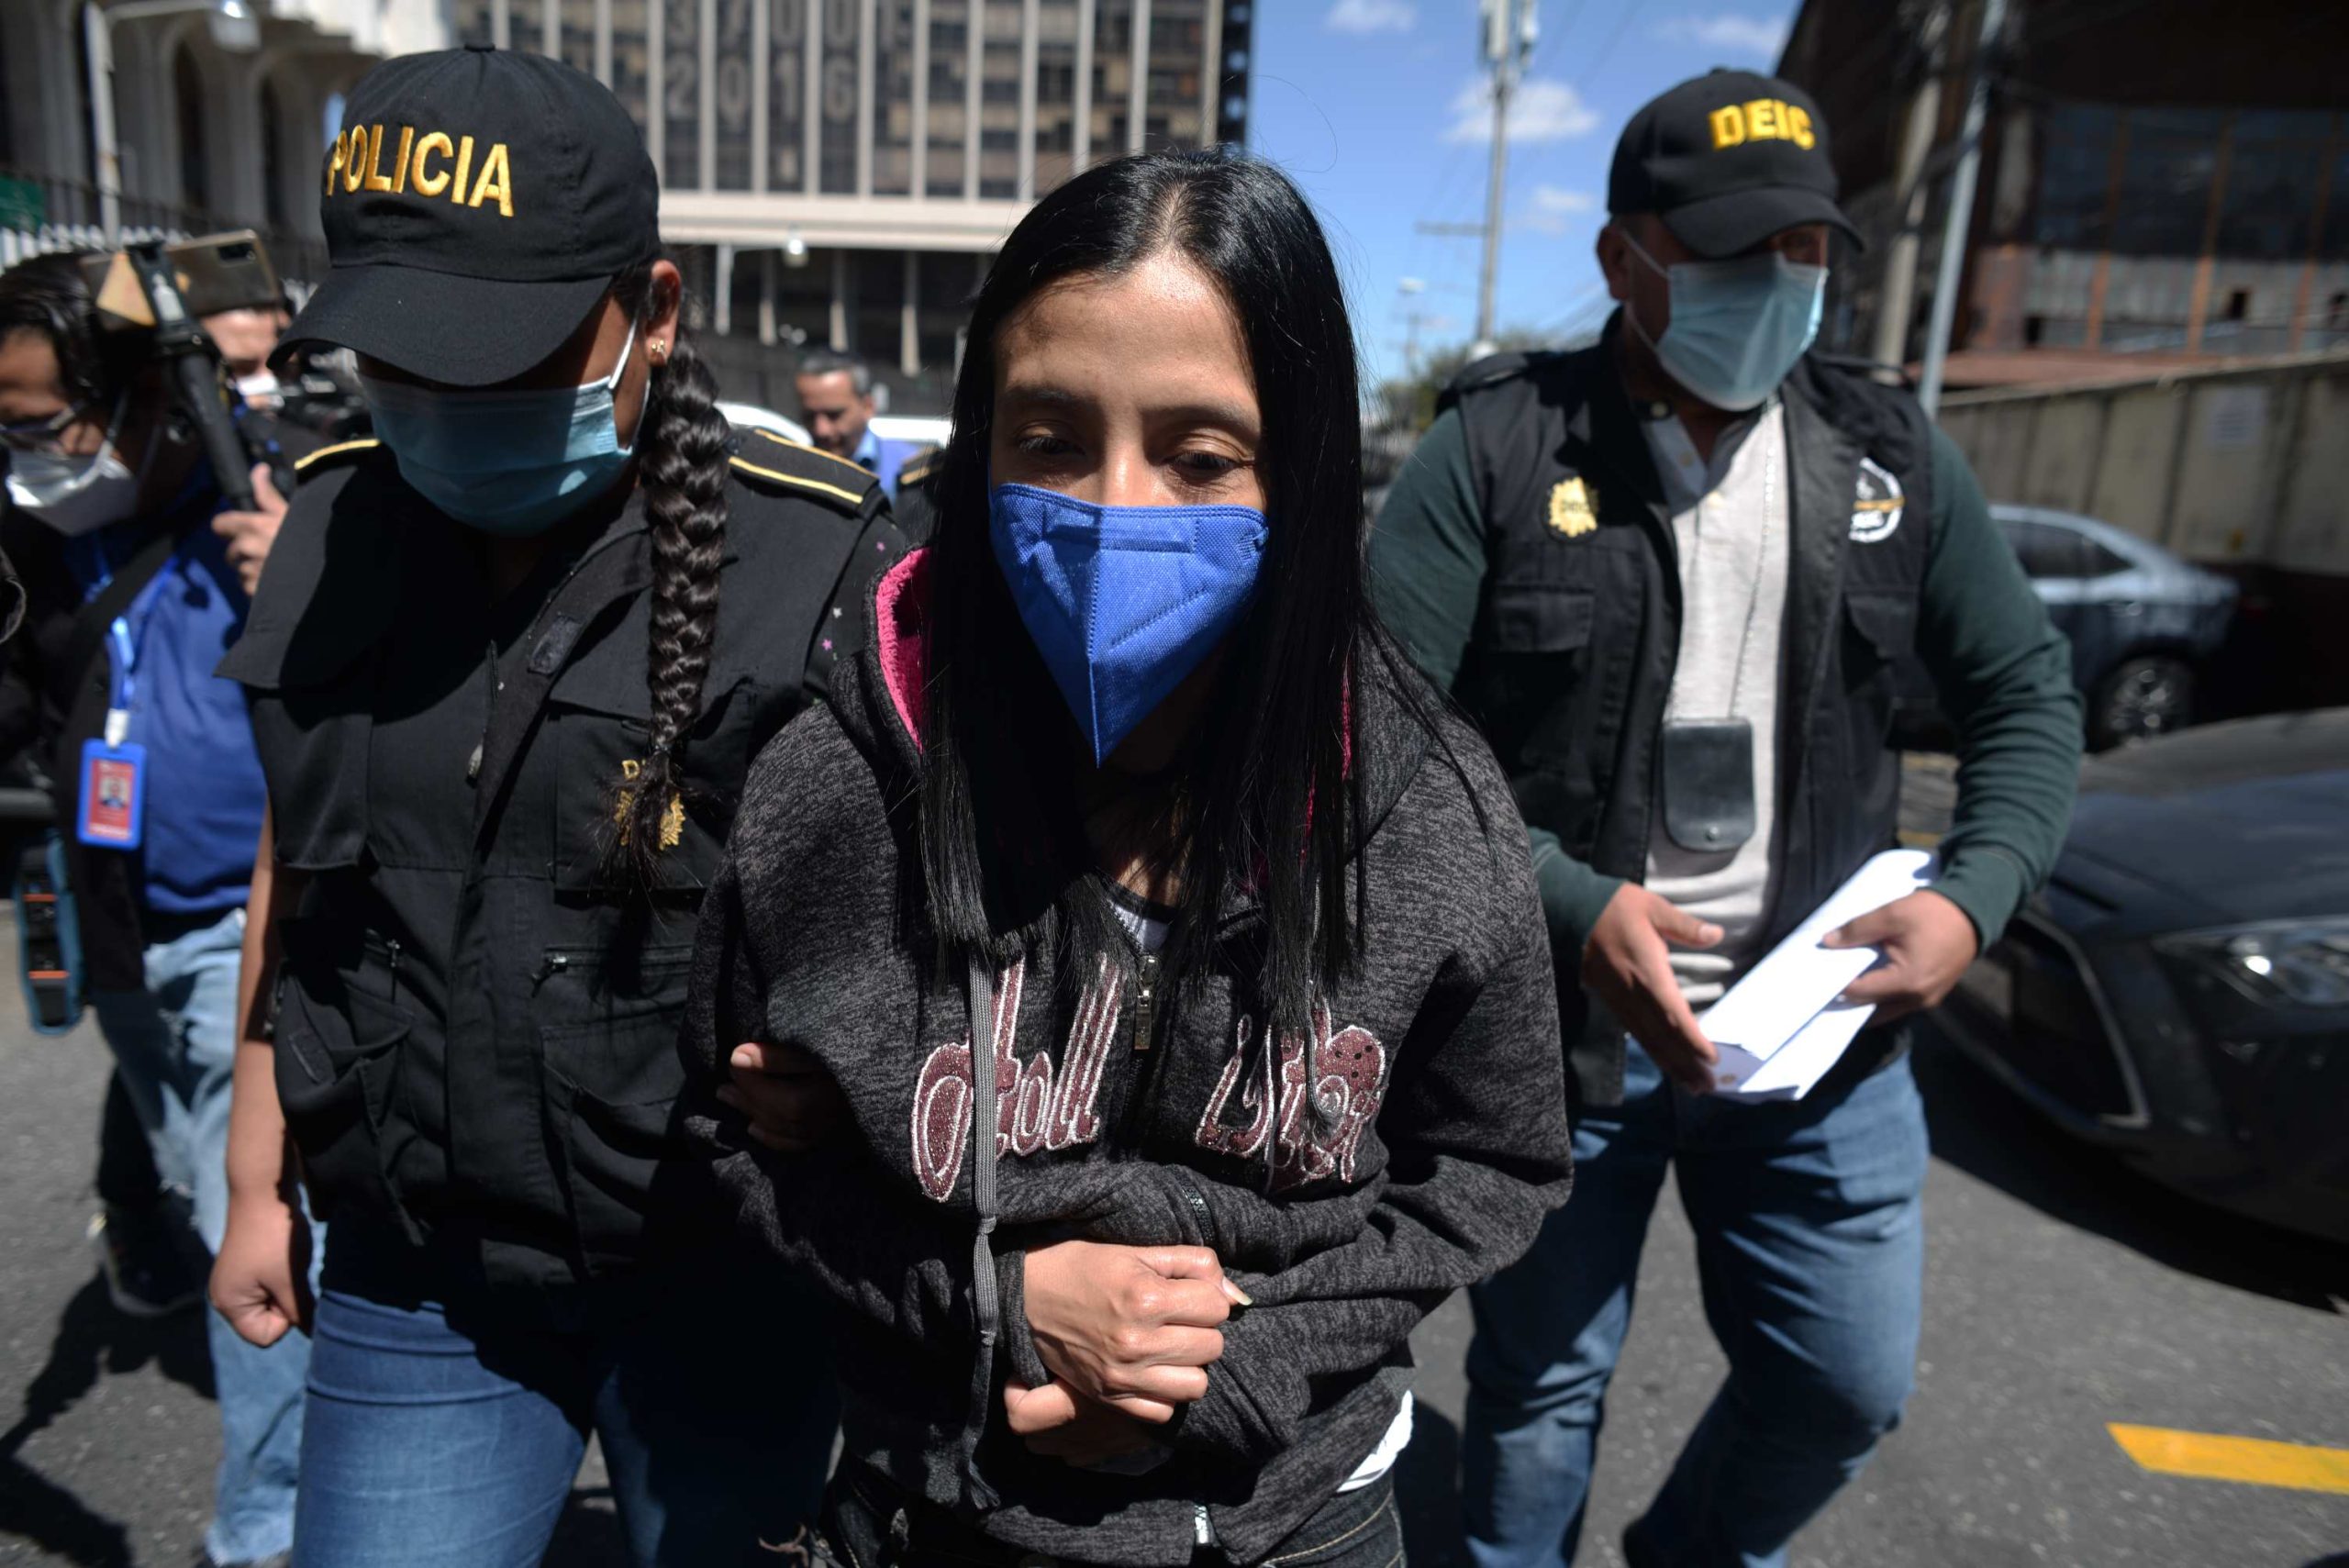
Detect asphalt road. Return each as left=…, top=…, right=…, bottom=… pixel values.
left=4, top=901, right=2346, bottom=1565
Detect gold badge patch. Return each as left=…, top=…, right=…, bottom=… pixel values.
left=614, top=758, right=686, bottom=851
left=1547, top=476, right=1598, bottom=539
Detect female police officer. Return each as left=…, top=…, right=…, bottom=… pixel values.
left=207, top=48, right=902, bottom=1566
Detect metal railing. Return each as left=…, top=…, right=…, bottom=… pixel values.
left=0, top=164, right=328, bottom=289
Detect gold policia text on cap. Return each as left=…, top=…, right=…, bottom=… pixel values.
left=1706, top=99, right=1815, bottom=151
left=325, top=125, right=515, bottom=217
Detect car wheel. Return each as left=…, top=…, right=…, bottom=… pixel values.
left=2090, top=656, right=2194, bottom=749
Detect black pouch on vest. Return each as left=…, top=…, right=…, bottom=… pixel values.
left=1660, top=717, right=1755, bottom=852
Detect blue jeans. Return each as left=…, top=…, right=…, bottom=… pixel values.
left=1461, top=1041, right=1928, bottom=1568
left=294, top=1236, right=841, bottom=1568
left=92, top=906, right=312, bottom=1566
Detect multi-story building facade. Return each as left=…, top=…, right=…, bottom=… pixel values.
left=2, top=0, right=1252, bottom=403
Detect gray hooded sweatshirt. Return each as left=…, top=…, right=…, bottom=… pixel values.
left=679, top=548, right=1572, bottom=1565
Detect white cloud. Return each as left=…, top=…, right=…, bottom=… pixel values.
left=1442, top=77, right=1601, bottom=144
left=1518, top=184, right=1597, bottom=235
left=1325, top=0, right=1416, bottom=34
left=1653, top=13, right=1792, bottom=61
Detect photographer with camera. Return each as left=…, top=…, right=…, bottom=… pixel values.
left=0, top=249, right=306, bottom=1568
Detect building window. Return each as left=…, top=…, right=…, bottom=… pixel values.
left=874, top=0, right=918, bottom=196
left=561, top=0, right=599, bottom=73
left=2108, top=107, right=2225, bottom=258
left=452, top=2, right=495, bottom=45
left=1142, top=0, right=1205, bottom=151
left=1034, top=0, right=1079, bottom=192
left=174, top=45, right=208, bottom=212
left=663, top=0, right=702, bottom=188
left=612, top=0, right=651, bottom=137
left=715, top=0, right=754, bottom=188
left=2030, top=102, right=2119, bottom=251
left=1091, top=0, right=1136, bottom=156
left=818, top=0, right=858, bottom=194
left=2217, top=109, right=2331, bottom=261
left=771, top=0, right=807, bottom=191
left=977, top=0, right=1019, bottom=199
left=927, top=3, right=970, bottom=197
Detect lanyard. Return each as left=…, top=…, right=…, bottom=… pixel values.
left=102, top=569, right=172, bottom=748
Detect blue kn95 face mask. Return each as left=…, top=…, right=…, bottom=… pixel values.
left=988, top=482, right=1267, bottom=765
left=359, top=322, right=638, bottom=535
left=1622, top=231, right=1825, bottom=413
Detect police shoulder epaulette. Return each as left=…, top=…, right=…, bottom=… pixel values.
left=292, top=437, right=381, bottom=477
left=896, top=445, right=942, bottom=490
left=728, top=428, right=881, bottom=515
left=1438, top=348, right=1570, bottom=412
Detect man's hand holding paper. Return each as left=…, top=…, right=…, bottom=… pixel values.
left=1824, top=889, right=1979, bottom=1024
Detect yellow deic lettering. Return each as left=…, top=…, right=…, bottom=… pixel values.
left=362, top=124, right=397, bottom=192
left=411, top=130, right=455, bottom=196
left=390, top=125, right=416, bottom=194
left=451, top=136, right=476, bottom=206
left=1711, top=99, right=1815, bottom=151
left=326, top=130, right=347, bottom=195
left=467, top=141, right=514, bottom=217
left=341, top=125, right=368, bottom=192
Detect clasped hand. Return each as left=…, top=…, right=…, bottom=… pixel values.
left=1006, top=1239, right=1249, bottom=1466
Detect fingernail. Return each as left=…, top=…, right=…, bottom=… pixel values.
left=1226, top=1281, right=1253, bottom=1307
left=730, top=1047, right=755, bottom=1068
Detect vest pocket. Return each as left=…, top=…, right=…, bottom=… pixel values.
left=1489, top=584, right=1597, bottom=652
left=545, top=664, right=753, bottom=895
left=542, top=1008, right=691, bottom=1277
left=1841, top=593, right=1921, bottom=751
left=1475, top=586, right=1598, bottom=771
left=273, top=962, right=415, bottom=1226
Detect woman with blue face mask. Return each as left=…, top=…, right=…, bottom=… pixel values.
left=207, top=49, right=907, bottom=1567
left=678, top=150, right=1575, bottom=1568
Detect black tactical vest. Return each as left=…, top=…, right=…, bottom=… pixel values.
left=1442, top=323, right=1936, bottom=1106
left=222, top=435, right=896, bottom=1297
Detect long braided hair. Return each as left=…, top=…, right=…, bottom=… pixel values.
left=598, top=258, right=730, bottom=891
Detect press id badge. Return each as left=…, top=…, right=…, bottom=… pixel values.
left=79, top=615, right=147, bottom=850
left=79, top=739, right=148, bottom=849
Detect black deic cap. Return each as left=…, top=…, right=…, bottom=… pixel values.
left=1608, top=69, right=1861, bottom=258
left=278, top=46, right=660, bottom=387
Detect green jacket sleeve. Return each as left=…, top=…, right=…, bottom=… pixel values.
left=1915, top=428, right=2083, bottom=949
left=1369, top=410, right=1625, bottom=958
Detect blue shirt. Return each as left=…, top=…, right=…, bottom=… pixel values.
left=68, top=468, right=268, bottom=915
left=852, top=428, right=920, bottom=496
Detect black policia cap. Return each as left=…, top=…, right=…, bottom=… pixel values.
left=1608, top=69, right=1861, bottom=259
left=278, top=46, right=658, bottom=387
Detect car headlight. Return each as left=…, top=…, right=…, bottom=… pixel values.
left=2154, top=919, right=2349, bottom=1008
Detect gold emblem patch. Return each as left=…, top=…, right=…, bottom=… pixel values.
left=1547, top=476, right=1598, bottom=539
left=614, top=758, right=686, bottom=851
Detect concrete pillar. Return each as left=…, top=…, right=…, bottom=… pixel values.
left=901, top=250, right=918, bottom=374
left=715, top=240, right=736, bottom=336
left=829, top=247, right=849, bottom=350
left=760, top=249, right=779, bottom=346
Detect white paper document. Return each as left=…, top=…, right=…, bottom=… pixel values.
left=1685, top=849, right=1939, bottom=1102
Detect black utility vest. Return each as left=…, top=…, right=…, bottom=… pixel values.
left=1443, top=327, right=1934, bottom=1107
left=222, top=437, right=891, bottom=1300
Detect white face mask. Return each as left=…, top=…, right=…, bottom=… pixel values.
left=5, top=393, right=145, bottom=538
left=235, top=371, right=284, bottom=406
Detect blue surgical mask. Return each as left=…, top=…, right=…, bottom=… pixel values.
left=1621, top=231, right=1825, bottom=413
left=358, top=322, right=638, bottom=535
left=988, top=482, right=1267, bottom=765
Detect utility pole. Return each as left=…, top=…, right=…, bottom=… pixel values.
left=1918, top=0, right=2006, bottom=416
left=1871, top=1, right=1950, bottom=379
left=1471, top=0, right=1536, bottom=356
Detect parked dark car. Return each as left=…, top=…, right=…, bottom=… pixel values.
left=1936, top=708, right=2349, bottom=1243
left=1994, top=505, right=2237, bottom=749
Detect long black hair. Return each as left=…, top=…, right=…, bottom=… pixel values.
left=599, top=258, right=731, bottom=890
left=919, top=149, right=1380, bottom=1039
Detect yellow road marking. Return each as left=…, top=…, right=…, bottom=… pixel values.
left=2109, top=1425, right=2349, bottom=1496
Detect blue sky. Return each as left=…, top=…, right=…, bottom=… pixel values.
left=1249, top=0, right=1800, bottom=390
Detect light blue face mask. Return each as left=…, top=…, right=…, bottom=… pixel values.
left=358, top=321, right=638, bottom=535
left=988, top=482, right=1267, bottom=765
left=1621, top=231, right=1825, bottom=413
